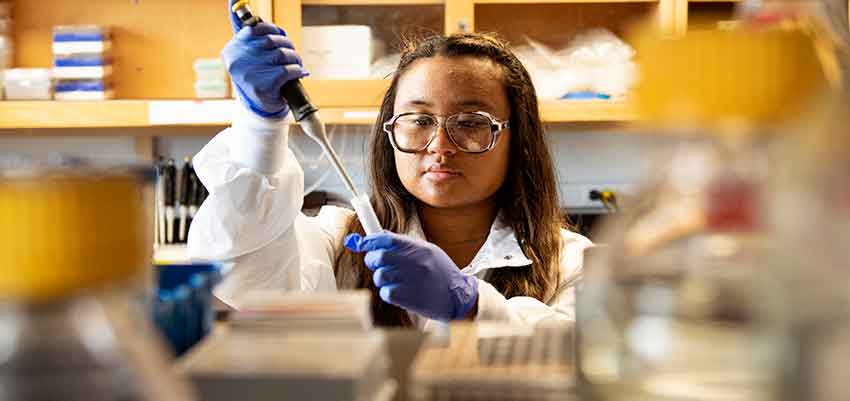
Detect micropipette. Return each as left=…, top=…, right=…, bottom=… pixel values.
left=230, top=0, right=383, bottom=235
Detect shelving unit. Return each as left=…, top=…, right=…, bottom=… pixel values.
left=302, top=0, right=444, bottom=4
left=685, top=0, right=740, bottom=31
left=0, top=0, right=744, bottom=139
left=474, top=0, right=657, bottom=3
left=0, top=99, right=636, bottom=129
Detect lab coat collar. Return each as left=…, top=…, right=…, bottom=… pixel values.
left=406, top=211, right=533, bottom=276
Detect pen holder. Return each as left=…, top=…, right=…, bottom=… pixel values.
left=152, top=263, right=222, bottom=357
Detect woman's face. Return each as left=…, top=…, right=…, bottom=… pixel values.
left=392, top=56, right=512, bottom=209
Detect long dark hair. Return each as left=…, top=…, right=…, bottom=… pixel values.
left=333, top=33, right=565, bottom=326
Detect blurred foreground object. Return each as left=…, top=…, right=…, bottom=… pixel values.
left=179, top=290, right=396, bottom=401
left=577, top=12, right=828, bottom=401
left=0, top=159, right=194, bottom=401
left=409, top=323, right=575, bottom=401
left=758, top=1, right=850, bottom=400
left=153, top=263, right=222, bottom=357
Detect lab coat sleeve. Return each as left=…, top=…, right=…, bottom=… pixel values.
left=188, top=108, right=308, bottom=305
left=476, top=231, right=593, bottom=326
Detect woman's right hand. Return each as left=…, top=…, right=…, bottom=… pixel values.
left=221, top=10, right=308, bottom=120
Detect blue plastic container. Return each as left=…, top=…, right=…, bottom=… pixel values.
left=153, top=263, right=222, bottom=356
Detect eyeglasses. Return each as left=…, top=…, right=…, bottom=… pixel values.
left=382, top=111, right=510, bottom=154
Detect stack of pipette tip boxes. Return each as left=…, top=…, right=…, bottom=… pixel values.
left=52, top=25, right=113, bottom=100
left=193, top=58, right=229, bottom=99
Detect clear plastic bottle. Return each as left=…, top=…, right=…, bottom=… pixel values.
left=576, top=23, right=827, bottom=401
left=0, top=163, right=195, bottom=401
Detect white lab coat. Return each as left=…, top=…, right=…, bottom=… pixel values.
left=188, top=108, right=593, bottom=328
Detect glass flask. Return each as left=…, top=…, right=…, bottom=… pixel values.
left=0, top=161, right=195, bottom=401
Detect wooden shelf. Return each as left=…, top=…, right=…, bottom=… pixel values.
left=302, top=0, right=443, bottom=4
left=302, top=79, right=391, bottom=108
left=0, top=101, right=152, bottom=129
left=475, top=0, right=656, bottom=3
left=475, top=2, right=659, bottom=48
left=541, top=100, right=637, bottom=122
left=0, top=98, right=636, bottom=131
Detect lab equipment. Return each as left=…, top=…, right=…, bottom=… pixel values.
left=186, top=161, right=198, bottom=227
left=576, top=25, right=826, bottom=401
left=54, top=79, right=113, bottom=100
left=178, top=290, right=394, bottom=401
left=52, top=26, right=113, bottom=100
left=229, top=0, right=383, bottom=235
left=165, top=159, right=176, bottom=244
left=194, top=58, right=229, bottom=99
left=2, top=68, right=52, bottom=100
left=156, top=158, right=204, bottom=247
left=53, top=54, right=112, bottom=79
left=155, top=158, right=166, bottom=246
left=179, top=329, right=394, bottom=401
left=194, top=80, right=229, bottom=99
left=228, top=290, right=373, bottom=332
left=222, top=22, right=303, bottom=118
left=754, top=1, right=850, bottom=400
left=52, top=25, right=111, bottom=54
left=153, top=263, right=222, bottom=356
left=345, top=231, right=479, bottom=321
left=302, top=25, right=373, bottom=79
left=769, top=88, right=850, bottom=401
left=178, top=158, right=191, bottom=242
left=410, top=323, right=574, bottom=401
left=194, top=58, right=226, bottom=81
left=0, top=159, right=194, bottom=401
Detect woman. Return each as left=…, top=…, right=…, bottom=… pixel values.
left=188, top=17, right=592, bottom=329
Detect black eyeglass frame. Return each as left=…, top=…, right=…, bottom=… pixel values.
left=382, top=111, right=510, bottom=154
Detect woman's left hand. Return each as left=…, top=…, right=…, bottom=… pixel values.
left=345, top=231, right=478, bottom=321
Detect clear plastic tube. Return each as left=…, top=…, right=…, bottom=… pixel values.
left=350, top=193, right=382, bottom=235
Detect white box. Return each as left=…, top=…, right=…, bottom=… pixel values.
left=53, top=40, right=112, bottom=56
left=194, top=58, right=226, bottom=81
left=54, top=90, right=113, bottom=101
left=3, top=68, right=53, bottom=100
left=302, top=25, right=372, bottom=79
left=194, top=79, right=229, bottom=99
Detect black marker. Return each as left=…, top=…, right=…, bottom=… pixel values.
left=178, top=157, right=191, bottom=243
left=186, top=161, right=199, bottom=238
left=164, top=159, right=177, bottom=244
left=156, top=157, right=166, bottom=246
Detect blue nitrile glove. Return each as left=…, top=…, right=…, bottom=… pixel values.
left=222, top=2, right=308, bottom=119
left=345, top=231, right=479, bottom=321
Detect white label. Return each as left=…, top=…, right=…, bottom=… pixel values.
left=148, top=100, right=236, bottom=125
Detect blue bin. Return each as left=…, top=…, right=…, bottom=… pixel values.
left=153, top=263, right=222, bottom=356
